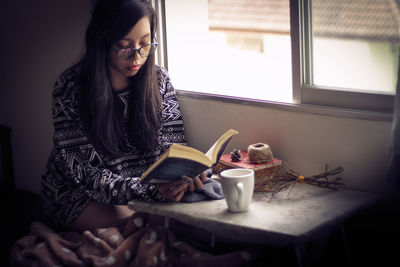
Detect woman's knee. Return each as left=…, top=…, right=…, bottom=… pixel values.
left=69, top=201, right=134, bottom=231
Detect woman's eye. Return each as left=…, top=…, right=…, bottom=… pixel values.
left=117, top=41, right=130, bottom=47
left=140, top=39, right=151, bottom=46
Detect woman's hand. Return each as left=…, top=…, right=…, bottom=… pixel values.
left=158, top=178, right=188, bottom=202
left=158, top=172, right=208, bottom=202
left=185, top=172, right=207, bottom=192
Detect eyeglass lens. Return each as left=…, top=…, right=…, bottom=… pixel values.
left=118, top=44, right=156, bottom=60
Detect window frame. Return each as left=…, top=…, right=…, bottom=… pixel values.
left=154, top=0, right=394, bottom=121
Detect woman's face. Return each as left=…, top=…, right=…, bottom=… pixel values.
left=109, top=16, right=152, bottom=91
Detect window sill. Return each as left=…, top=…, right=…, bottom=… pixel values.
left=176, top=90, right=393, bottom=122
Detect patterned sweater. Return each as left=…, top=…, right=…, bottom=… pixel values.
left=41, top=66, right=186, bottom=227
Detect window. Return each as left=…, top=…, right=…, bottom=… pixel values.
left=157, top=0, right=292, bottom=103
left=298, top=0, right=399, bottom=113
left=155, top=0, right=399, bottom=114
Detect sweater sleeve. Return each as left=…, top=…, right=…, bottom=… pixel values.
left=48, top=69, right=162, bottom=205
left=157, top=66, right=187, bottom=152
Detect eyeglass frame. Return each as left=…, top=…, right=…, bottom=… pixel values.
left=111, top=42, right=158, bottom=60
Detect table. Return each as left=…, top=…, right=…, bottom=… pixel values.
left=128, top=184, right=378, bottom=266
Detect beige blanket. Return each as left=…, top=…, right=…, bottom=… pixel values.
left=10, top=213, right=267, bottom=266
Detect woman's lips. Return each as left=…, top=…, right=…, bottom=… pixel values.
left=128, top=65, right=141, bottom=72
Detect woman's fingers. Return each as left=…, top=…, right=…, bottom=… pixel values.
left=160, top=182, right=187, bottom=202
left=168, top=183, right=187, bottom=202
left=183, top=173, right=206, bottom=191
left=187, top=178, right=195, bottom=192
left=170, top=183, right=187, bottom=195
left=194, top=176, right=203, bottom=189
left=172, top=189, right=185, bottom=202
left=158, top=172, right=209, bottom=201
left=200, top=172, right=207, bottom=182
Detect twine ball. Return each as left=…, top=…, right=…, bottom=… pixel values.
left=247, top=143, right=273, bottom=163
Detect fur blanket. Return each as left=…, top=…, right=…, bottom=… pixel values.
left=10, top=213, right=267, bottom=266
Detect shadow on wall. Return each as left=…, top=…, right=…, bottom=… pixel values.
left=0, top=0, right=90, bottom=194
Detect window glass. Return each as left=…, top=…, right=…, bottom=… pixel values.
left=162, top=0, right=398, bottom=113
left=311, top=0, right=400, bottom=94
left=164, top=0, right=293, bottom=103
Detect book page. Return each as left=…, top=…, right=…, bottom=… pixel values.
left=140, top=130, right=237, bottom=184
left=205, top=129, right=238, bottom=163
left=140, top=143, right=212, bottom=183
left=169, top=144, right=211, bottom=166
left=205, top=142, right=218, bottom=161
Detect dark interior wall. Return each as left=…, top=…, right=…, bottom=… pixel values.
left=0, top=0, right=90, bottom=193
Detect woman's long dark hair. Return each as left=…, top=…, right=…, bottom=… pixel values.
left=78, top=0, right=161, bottom=156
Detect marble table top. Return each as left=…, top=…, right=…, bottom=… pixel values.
left=128, top=184, right=378, bottom=246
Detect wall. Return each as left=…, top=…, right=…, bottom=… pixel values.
left=178, top=95, right=393, bottom=193
left=0, top=0, right=394, bottom=195
left=0, top=0, right=90, bottom=193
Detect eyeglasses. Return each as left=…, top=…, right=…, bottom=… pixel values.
left=112, top=43, right=158, bottom=60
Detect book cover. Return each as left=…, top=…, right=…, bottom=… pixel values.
left=140, top=129, right=238, bottom=183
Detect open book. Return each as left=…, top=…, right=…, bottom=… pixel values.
left=140, top=129, right=239, bottom=183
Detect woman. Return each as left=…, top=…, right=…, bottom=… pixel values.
left=41, top=0, right=203, bottom=232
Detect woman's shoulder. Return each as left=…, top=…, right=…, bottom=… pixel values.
left=52, top=66, right=82, bottom=106
left=155, top=65, right=168, bottom=77
left=155, top=65, right=174, bottom=95
left=55, top=67, right=80, bottom=88
left=155, top=65, right=170, bottom=83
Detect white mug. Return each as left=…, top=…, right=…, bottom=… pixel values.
left=220, top=168, right=254, bottom=212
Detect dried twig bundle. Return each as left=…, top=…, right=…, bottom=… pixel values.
left=257, top=162, right=344, bottom=199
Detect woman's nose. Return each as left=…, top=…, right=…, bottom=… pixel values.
left=132, top=50, right=141, bottom=60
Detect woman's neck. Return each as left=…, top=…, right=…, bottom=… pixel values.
left=109, top=67, right=129, bottom=92
left=112, top=78, right=129, bottom=92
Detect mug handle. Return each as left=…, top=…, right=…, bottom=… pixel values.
left=236, top=182, right=244, bottom=210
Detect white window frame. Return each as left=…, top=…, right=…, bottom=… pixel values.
left=154, top=0, right=394, bottom=121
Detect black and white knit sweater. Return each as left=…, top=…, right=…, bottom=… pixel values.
left=40, top=66, right=186, bottom=228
